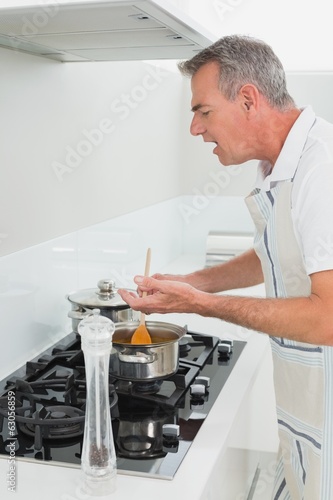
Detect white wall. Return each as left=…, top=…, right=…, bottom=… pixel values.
left=0, top=48, right=184, bottom=256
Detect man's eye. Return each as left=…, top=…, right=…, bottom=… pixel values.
left=202, top=111, right=210, bottom=116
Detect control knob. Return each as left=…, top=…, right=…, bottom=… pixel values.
left=162, top=423, right=180, bottom=438
left=162, top=423, right=180, bottom=453
left=218, top=339, right=233, bottom=360
left=189, top=376, right=210, bottom=410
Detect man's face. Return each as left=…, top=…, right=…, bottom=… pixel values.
left=190, top=61, right=252, bottom=166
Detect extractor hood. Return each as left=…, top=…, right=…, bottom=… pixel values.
left=0, top=0, right=216, bottom=62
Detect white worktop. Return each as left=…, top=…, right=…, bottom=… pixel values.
left=0, top=255, right=276, bottom=500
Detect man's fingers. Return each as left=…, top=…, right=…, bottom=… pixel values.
left=118, top=289, right=137, bottom=303
left=134, top=275, right=164, bottom=291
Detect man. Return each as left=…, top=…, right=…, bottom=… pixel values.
left=118, top=35, right=333, bottom=499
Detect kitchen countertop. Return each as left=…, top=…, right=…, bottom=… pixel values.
left=0, top=255, right=272, bottom=500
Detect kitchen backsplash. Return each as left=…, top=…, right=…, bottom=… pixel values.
left=0, top=195, right=254, bottom=379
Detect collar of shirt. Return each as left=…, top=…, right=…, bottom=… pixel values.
left=254, top=105, right=316, bottom=191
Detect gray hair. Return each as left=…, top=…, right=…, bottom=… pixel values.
left=178, top=35, right=295, bottom=110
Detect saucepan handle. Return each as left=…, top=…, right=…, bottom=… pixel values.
left=118, top=350, right=157, bottom=364
left=68, top=309, right=90, bottom=320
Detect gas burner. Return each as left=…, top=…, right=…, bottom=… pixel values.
left=113, top=364, right=201, bottom=407
left=19, top=405, right=85, bottom=444
left=179, top=337, right=191, bottom=356
left=132, top=380, right=163, bottom=394
left=114, top=379, right=164, bottom=397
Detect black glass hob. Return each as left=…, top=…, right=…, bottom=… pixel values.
left=0, top=330, right=245, bottom=479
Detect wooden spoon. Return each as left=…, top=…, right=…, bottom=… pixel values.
left=131, top=248, right=152, bottom=344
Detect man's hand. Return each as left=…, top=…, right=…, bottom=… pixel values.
left=118, top=275, right=198, bottom=314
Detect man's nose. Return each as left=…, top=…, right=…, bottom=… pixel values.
left=190, top=114, right=206, bottom=136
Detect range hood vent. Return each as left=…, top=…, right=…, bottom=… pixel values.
left=0, top=0, right=216, bottom=62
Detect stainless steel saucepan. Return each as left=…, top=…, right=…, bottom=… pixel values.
left=110, top=321, right=187, bottom=381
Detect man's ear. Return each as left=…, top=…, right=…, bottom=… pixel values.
left=239, top=84, right=259, bottom=113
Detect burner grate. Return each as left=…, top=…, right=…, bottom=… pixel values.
left=0, top=365, right=119, bottom=451
left=181, top=333, right=220, bottom=367
left=19, top=405, right=85, bottom=449
left=113, top=363, right=200, bottom=408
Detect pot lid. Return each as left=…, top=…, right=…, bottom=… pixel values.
left=67, top=279, right=130, bottom=310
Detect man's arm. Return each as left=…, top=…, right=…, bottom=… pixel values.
left=118, top=268, right=333, bottom=346
left=153, top=249, right=264, bottom=293
left=194, top=269, right=333, bottom=345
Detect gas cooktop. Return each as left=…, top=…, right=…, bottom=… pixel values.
left=0, top=330, right=246, bottom=480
